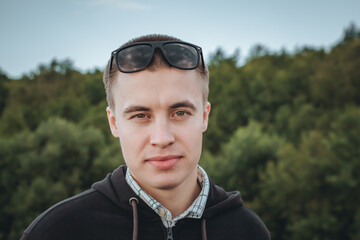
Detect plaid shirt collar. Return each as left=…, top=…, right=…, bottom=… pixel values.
left=125, top=165, right=210, bottom=228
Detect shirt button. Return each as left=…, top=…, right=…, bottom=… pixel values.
left=158, top=208, right=166, bottom=217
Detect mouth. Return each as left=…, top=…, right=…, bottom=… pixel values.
left=146, top=155, right=182, bottom=170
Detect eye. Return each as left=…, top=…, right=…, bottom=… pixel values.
left=129, top=113, right=150, bottom=121
left=175, top=111, right=187, bottom=116
left=133, top=113, right=146, bottom=118
left=172, top=110, right=191, bottom=120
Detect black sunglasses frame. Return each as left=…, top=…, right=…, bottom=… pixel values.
left=108, top=40, right=205, bottom=74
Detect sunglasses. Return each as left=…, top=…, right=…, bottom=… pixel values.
left=109, top=41, right=205, bottom=74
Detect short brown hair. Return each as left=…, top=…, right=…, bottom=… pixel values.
left=103, top=34, right=209, bottom=110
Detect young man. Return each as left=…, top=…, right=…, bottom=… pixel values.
left=20, top=35, right=270, bottom=240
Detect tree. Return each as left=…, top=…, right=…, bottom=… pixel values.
left=202, top=121, right=284, bottom=201
left=342, top=22, right=360, bottom=43
left=0, top=118, right=124, bottom=239
left=255, top=107, right=360, bottom=240
left=0, top=69, right=9, bottom=117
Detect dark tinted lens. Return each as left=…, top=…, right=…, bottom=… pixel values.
left=117, top=45, right=153, bottom=72
left=162, top=43, right=199, bottom=69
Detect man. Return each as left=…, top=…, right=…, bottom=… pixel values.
left=20, top=34, right=270, bottom=240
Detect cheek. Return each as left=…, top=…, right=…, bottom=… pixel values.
left=118, top=127, right=147, bottom=160
left=176, top=122, right=203, bottom=152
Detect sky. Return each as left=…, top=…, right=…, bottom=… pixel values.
left=0, top=0, right=359, bottom=78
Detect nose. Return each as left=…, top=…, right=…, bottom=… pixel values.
left=150, top=119, right=175, bottom=148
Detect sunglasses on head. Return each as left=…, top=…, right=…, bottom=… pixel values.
left=109, top=41, right=205, bottom=74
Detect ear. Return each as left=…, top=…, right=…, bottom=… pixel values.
left=202, top=101, right=211, bottom=133
left=106, top=106, right=119, bottom=138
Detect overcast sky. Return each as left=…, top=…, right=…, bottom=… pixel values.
left=1, top=0, right=359, bottom=78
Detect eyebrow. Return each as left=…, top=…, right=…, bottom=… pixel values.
left=123, top=106, right=150, bottom=114
left=122, top=100, right=197, bottom=115
left=170, top=101, right=197, bottom=111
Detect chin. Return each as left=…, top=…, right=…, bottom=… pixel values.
left=154, top=182, right=180, bottom=190
left=149, top=176, right=182, bottom=190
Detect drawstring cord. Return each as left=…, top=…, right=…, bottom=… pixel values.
left=201, top=218, right=207, bottom=240
left=129, top=197, right=139, bottom=240
left=129, top=197, right=207, bottom=240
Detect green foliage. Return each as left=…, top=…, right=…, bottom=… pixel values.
left=0, top=69, right=9, bottom=117
left=0, top=59, right=109, bottom=137
left=253, top=107, right=360, bottom=240
left=0, top=118, right=124, bottom=239
left=82, top=69, right=106, bottom=105
left=202, top=121, right=284, bottom=201
left=203, top=23, right=360, bottom=239
left=342, top=22, right=360, bottom=42
left=246, top=44, right=270, bottom=61
left=205, top=48, right=244, bottom=152
left=79, top=99, right=114, bottom=143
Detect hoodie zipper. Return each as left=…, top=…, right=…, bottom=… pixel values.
left=166, top=227, right=173, bottom=240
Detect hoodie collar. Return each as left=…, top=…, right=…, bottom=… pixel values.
left=92, top=166, right=243, bottom=220
left=125, top=166, right=210, bottom=228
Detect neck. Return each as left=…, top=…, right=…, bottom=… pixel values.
left=142, top=168, right=201, bottom=217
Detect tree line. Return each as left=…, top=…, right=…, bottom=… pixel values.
left=0, top=24, right=359, bottom=239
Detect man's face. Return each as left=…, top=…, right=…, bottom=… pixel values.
left=107, top=68, right=211, bottom=193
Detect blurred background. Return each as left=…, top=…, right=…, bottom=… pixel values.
left=1, top=0, right=359, bottom=239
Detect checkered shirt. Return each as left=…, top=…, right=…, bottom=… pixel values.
left=125, top=165, right=210, bottom=228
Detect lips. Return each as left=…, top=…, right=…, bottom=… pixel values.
left=146, top=155, right=182, bottom=170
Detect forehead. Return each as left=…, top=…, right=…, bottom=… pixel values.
left=111, top=69, right=203, bottom=110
